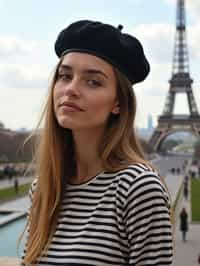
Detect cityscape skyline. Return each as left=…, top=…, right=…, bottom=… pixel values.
left=0, top=113, right=155, bottom=132
left=0, top=0, right=200, bottom=131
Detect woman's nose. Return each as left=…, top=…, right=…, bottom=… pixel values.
left=64, top=78, right=81, bottom=97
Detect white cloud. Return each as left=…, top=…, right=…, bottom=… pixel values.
left=0, top=36, right=37, bottom=58
left=131, top=23, right=174, bottom=64
left=132, top=21, right=200, bottom=64
left=134, top=61, right=170, bottom=128
left=0, top=88, right=46, bottom=130
left=188, top=24, right=200, bottom=59
left=186, top=0, right=200, bottom=16
left=0, top=64, right=49, bottom=89
left=164, top=0, right=175, bottom=6
left=0, top=34, right=54, bottom=130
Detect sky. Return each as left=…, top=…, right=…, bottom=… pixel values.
left=0, top=0, right=200, bottom=131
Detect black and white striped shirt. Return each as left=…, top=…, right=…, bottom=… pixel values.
left=23, top=163, right=173, bottom=265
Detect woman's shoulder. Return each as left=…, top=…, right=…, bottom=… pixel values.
left=116, top=163, right=170, bottom=207
left=116, top=163, right=168, bottom=194
left=117, top=162, right=159, bottom=182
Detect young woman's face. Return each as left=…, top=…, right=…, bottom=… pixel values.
left=53, top=52, right=119, bottom=131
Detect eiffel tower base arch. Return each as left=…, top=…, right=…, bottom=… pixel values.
left=149, top=115, right=200, bottom=152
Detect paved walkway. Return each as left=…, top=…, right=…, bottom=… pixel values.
left=0, top=195, right=29, bottom=212
left=0, top=257, right=20, bottom=265
left=165, top=173, right=183, bottom=204
left=173, top=179, right=200, bottom=266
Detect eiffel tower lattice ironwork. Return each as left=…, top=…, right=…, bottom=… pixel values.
left=149, top=0, right=200, bottom=151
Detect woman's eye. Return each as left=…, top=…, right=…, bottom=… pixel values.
left=87, top=79, right=102, bottom=87
left=57, top=73, right=72, bottom=81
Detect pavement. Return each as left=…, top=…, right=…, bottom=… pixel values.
left=165, top=173, right=183, bottom=204
left=0, top=196, right=29, bottom=212
left=173, top=179, right=200, bottom=266
left=0, top=257, right=20, bottom=265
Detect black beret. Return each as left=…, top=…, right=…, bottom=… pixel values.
left=55, top=20, right=150, bottom=84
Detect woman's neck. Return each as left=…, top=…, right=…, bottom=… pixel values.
left=70, top=128, right=104, bottom=184
left=70, top=161, right=103, bottom=184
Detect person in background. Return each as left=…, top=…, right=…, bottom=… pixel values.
left=198, top=253, right=200, bottom=264
left=14, top=177, right=19, bottom=194
left=21, top=20, right=173, bottom=265
left=180, top=207, right=188, bottom=242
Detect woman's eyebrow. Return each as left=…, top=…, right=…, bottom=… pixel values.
left=59, top=64, right=108, bottom=79
left=83, top=69, right=108, bottom=79
left=58, top=64, right=72, bottom=71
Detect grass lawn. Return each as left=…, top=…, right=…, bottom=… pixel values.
left=191, top=178, right=200, bottom=222
left=0, top=183, right=30, bottom=202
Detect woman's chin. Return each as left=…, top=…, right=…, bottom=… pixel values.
left=57, top=117, right=75, bottom=129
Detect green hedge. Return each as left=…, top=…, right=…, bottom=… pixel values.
left=191, top=179, right=200, bottom=222
left=0, top=183, right=30, bottom=202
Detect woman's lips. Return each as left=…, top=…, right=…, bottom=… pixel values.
left=59, top=102, right=84, bottom=112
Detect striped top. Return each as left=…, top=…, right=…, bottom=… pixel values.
left=22, top=163, right=173, bottom=265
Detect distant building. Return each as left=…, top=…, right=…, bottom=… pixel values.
left=147, top=114, right=154, bottom=130
left=137, top=115, right=154, bottom=141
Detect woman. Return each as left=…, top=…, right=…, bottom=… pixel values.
left=21, top=20, right=173, bottom=265
left=180, top=207, right=188, bottom=242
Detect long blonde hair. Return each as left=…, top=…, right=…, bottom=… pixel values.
left=23, top=56, right=149, bottom=265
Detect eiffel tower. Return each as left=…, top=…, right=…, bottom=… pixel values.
left=149, top=0, right=200, bottom=152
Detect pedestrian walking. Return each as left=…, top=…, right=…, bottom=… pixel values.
left=184, top=175, right=189, bottom=184
left=198, top=253, right=200, bottom=264
left=4, top=164, right=15, bottom=182
left=176, top=167, right=180, bottom=175
left=21, top=19, right=173, bottom=265
left=180, top=207, right=188, bottom=242
left=14, top=178, right=19, bottom=194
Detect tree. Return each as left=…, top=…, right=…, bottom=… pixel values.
left=0, top=121, right=5, bottom=129
left=0, top=130, right=34, bottom=162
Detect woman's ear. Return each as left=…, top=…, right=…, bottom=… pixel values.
left=111, top=101, right=120, bottom=114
